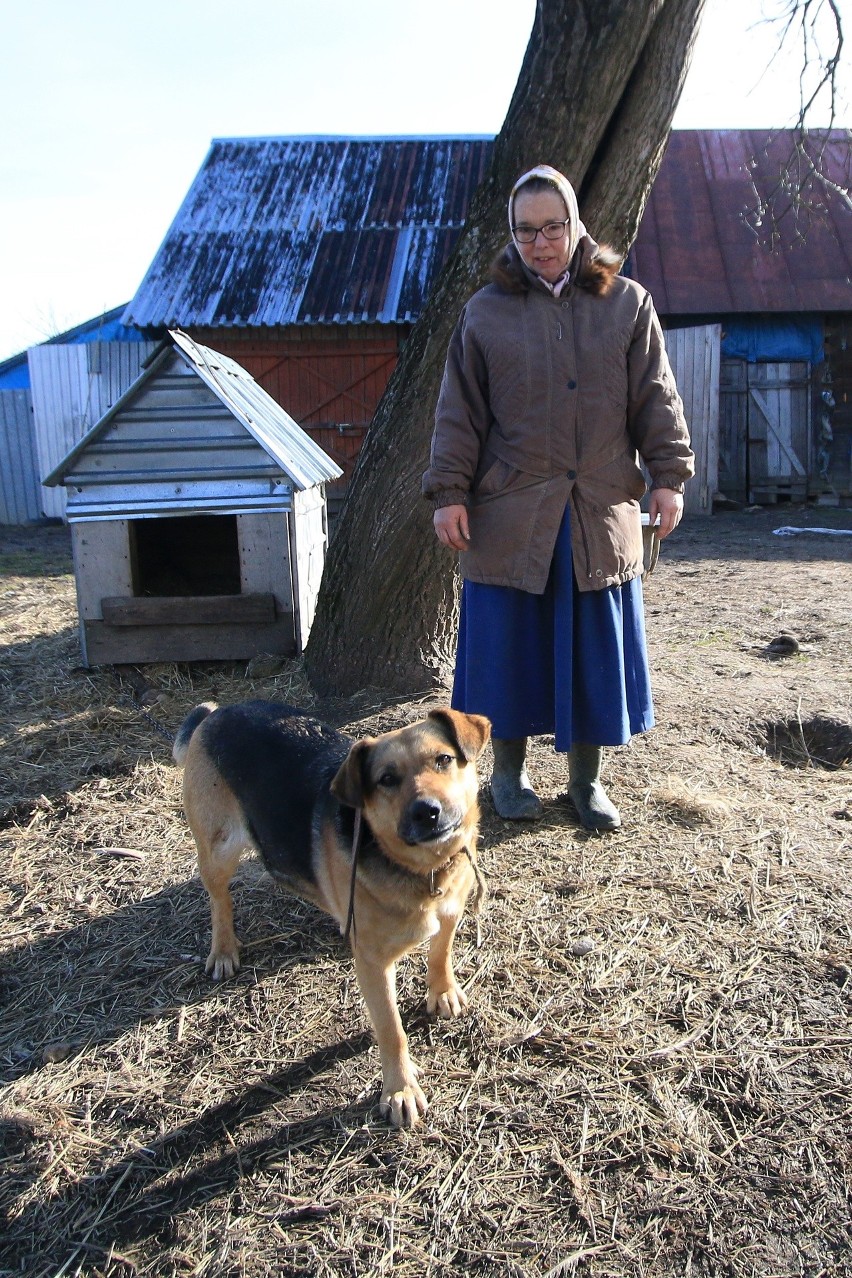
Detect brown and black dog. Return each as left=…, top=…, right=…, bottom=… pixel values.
left=172, top=701, right=490, bottom=1127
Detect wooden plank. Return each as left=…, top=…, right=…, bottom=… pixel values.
left=748, top=388, right=806, bottom=475
left=666, top=324, right=720, bottom=514
left=101, top=593, right=276, bottom=626
left=73, top=522, right=133, bottom=619
left=83, top=617, right=295, bottom=665
left=237, top=511, right=293, bottom=611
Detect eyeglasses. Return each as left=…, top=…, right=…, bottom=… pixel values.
left=512, top=219, right=570, bottom=244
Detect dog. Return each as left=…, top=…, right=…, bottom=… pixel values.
left=172, top=701, right=491, bottom=1127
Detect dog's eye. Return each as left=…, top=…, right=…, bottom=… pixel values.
left=378, top=771, right=400, bottom=788
left=435, top=753, right=454, bottom=770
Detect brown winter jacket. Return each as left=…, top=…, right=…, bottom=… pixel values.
left=422, top=237, right=694, bottom=593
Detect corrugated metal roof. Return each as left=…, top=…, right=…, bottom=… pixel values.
left=44, top=332, right=343, bottom=494
left=123, top=137, right=493, bottom=328
left=123, top=131, right=850, bottom=330
left=630, top=129, right=851, bottom=314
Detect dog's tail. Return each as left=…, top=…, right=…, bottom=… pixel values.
left=172, top=702, right=217, bottom=767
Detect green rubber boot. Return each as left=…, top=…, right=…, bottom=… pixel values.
left=490, top=737, right=543, bottom=821
left=568, top=744, right=621, bottom=831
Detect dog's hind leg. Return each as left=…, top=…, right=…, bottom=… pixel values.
left=195, top=822, right=247, bottom=981
left=354, top=948, right=428, bottom=1128
left=426, top=909, right=469, bottom=1019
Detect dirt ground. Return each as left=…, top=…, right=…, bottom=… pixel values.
left=1, top=507, right=851, bottom=1277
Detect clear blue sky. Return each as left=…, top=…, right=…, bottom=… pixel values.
left=1, top=0, right=848, bottom=362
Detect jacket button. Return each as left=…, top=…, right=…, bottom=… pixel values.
left=567, top=469, right=577, bottom=479
left=566, top=379, right=577, bottom=389
left=561, top=301, right=570, bottom=309
left=595, top=569, right=603, bottom=577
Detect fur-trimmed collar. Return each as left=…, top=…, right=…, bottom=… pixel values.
left=490, top=237, right=622, bottom=298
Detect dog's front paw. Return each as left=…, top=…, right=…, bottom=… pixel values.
left=380, top=1068, right=428, bottom=1128
left=427, top=981, right=469, bottom=1019
left=205, top=942, right=241, bottom=980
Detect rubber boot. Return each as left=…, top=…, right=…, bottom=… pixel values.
left=568, top=744, right=621, bottom=831
left=490, top=737, right=543, bottom=821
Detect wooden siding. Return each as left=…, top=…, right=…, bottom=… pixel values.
left=0, top=389, right=41, bottom=524
left=666, top=325, right=721, bottom=515
left=59, top=352, right=296, bottom=520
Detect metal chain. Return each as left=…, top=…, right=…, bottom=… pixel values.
left=111, top=669, right=176, bottom=746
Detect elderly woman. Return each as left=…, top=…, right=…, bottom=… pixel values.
left=423, top=165, right=694, bottom=830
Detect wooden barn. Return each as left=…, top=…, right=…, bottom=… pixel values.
left=629, top=130, right=852, bottom=507
left=120, top=131, right=852, bottom=513
left=43, top=330, right=342, bottom=666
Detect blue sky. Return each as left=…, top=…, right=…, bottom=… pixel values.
left=1, top=0, right=848, bottom=362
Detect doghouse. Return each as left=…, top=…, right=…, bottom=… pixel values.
left=43, top=331, right=342, bottom=666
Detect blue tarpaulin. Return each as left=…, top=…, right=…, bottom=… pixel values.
left=721, top=315, right=824, bottom=364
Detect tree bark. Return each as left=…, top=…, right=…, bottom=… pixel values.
left=305, top=0, right=706, bottom=698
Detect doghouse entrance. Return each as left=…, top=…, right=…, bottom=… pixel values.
left=131, top=515, right=242, bottom=596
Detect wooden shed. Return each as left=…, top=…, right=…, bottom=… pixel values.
left=43, top=331, right=342, bottom=666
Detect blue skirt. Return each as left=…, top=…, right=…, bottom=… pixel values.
left=452, top=508, right=654, bottom=751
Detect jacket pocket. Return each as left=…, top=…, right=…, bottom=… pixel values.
left=472, top=454, right=518, bottom=501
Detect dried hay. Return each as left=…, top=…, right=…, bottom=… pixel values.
left=1, top=514, right=851, bottom=1277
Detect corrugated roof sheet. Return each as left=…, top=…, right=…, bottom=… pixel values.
left=123, top=131, right=851, bottom=329
left=124, top=137, right=493, bottom=329
left=630, top=129, right=851, bottom=314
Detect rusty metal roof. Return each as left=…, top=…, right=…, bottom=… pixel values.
left=124, top=131, right=850, bottom=330
left=630, top=129, right=851, bottom=314
left=123, top=137, right=493, bottom=329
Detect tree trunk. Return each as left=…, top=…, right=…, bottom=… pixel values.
left=305, top=0, right=706, bottom=698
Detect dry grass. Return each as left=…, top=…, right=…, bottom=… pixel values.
left=1, top=512, right=851, bottom=1277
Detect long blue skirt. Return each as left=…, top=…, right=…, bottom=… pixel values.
left=452, top=508, right=654, bottom=751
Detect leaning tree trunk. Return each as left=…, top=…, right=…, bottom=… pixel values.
left=306, top=0, right=706, bottom=698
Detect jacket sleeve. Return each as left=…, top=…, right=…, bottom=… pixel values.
left=626, top=293, right=695, bottom=493
left=422, top=307, right=494, bottom=507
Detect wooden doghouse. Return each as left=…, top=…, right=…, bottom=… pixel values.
left=43, top=331, right=342, bottom=666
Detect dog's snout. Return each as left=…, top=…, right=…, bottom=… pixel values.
left=401, top=796, right=445, bottom=843
left=412, top=797, right=442, bottom=827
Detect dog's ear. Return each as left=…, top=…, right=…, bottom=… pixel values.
left=330, top=739, right=373, bottom=809
left=428, top=709, right=491, bottom=762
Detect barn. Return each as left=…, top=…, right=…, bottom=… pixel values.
left=629, top=129, right=851, bottom=506
left=42, top=331, right=341, bottom=666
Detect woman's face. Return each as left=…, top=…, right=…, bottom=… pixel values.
left=512, top=188, right=572, bottom=283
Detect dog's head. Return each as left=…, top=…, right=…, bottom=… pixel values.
left=331, top=709, right=491, bottom=855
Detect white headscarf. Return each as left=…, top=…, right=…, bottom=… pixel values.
left=508, top=165, right=587, bottom=267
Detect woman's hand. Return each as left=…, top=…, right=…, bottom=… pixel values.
left=433, top=504, right=470, bottom=550
left=648, top=488, right=684, bottom=540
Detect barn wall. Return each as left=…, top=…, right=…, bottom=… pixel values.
left=190, top=324, right=404, bottom=492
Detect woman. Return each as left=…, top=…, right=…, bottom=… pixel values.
left=422, top=165, right=694, bottom=830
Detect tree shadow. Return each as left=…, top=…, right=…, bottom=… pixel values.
left=0, top=874, right=426, bottom=1270
left=0, top=876, right=351, bottom=1086
left=0, top=1029, right=379, bottom=1273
